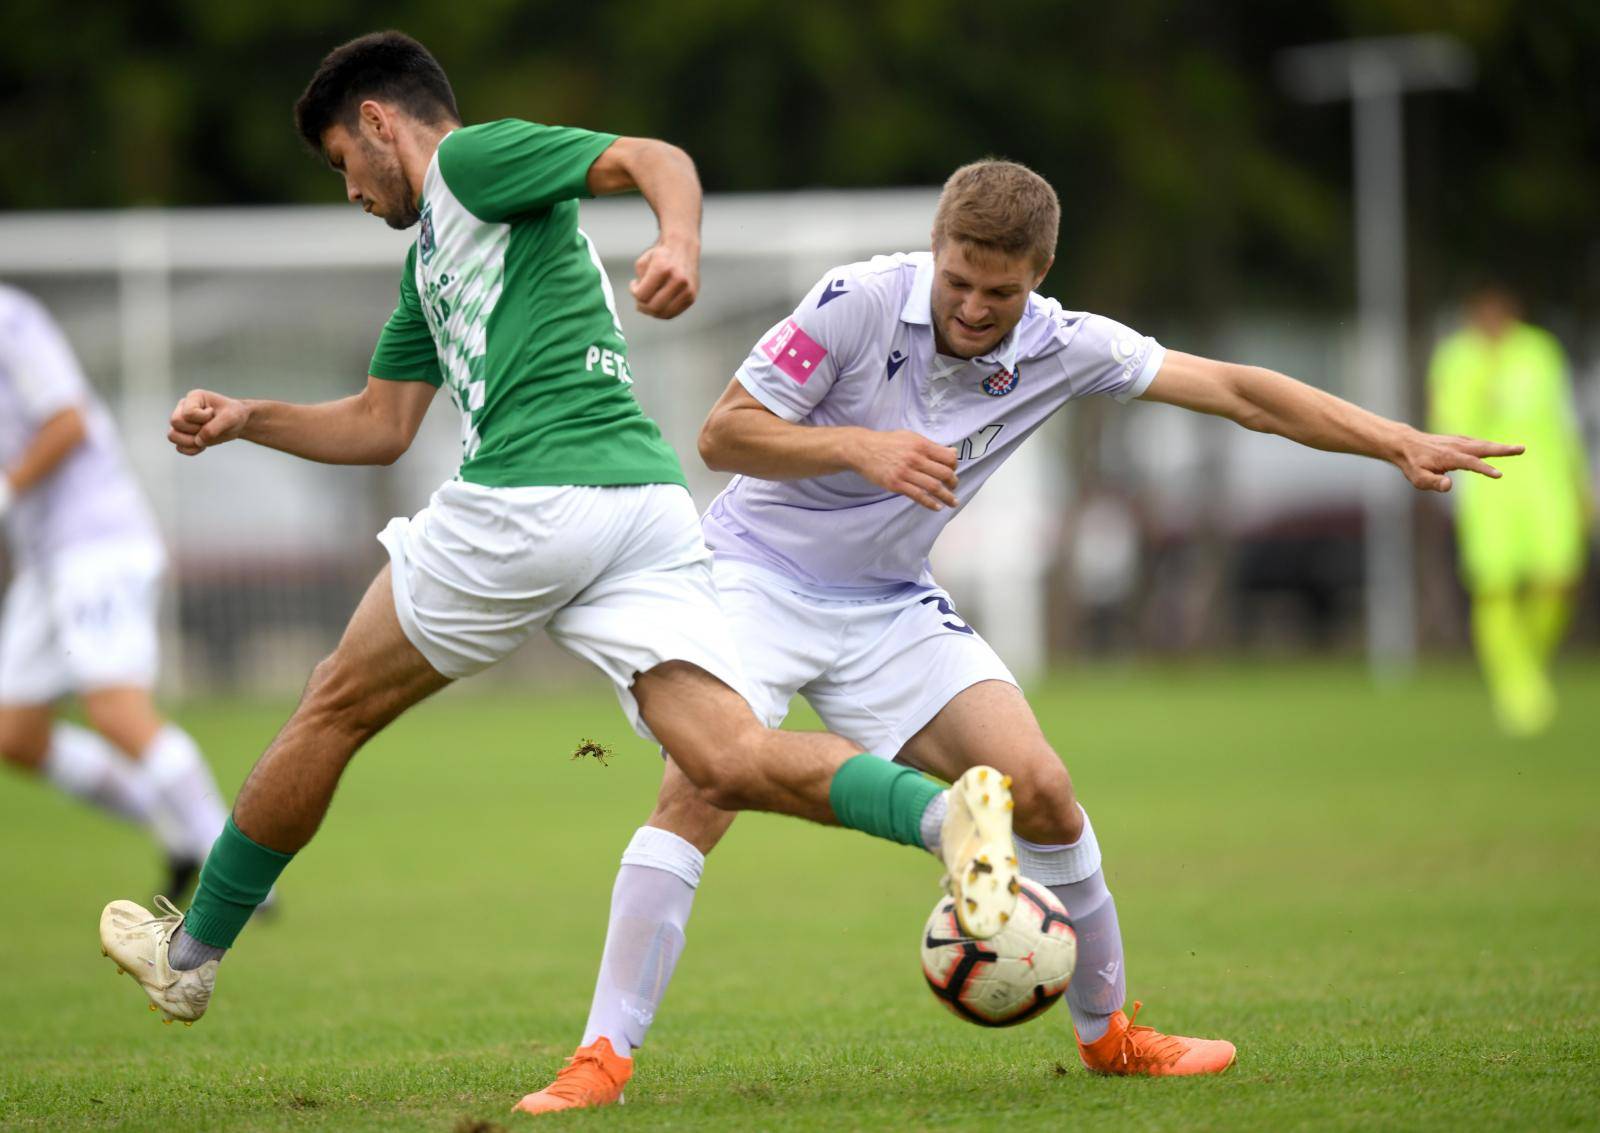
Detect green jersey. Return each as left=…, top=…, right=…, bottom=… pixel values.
left=368, top=119, right=687, bottom=489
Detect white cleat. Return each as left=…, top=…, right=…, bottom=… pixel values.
left=98, top=895, right=216, bottom=1025
left=939, top=766, right=1021, bottom=939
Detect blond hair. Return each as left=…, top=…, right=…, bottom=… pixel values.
left=932, top=159, right=1060, bottom=268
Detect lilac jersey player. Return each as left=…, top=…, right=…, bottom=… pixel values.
left=1, top=285, right=229, bottom=902
left=0, top=286, right=157, bottom=567
left=704, top=251, right=1163, bottom=594
left=540, top=159, right=1528, bottom=1112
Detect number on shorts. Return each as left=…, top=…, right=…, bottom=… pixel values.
left=920, top=594, right=975, bottom=635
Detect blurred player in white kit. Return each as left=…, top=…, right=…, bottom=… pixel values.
left=0, top=284, right=229, bottom=894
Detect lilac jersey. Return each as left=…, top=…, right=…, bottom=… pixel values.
left=0, top=287, right=158, bottom=566
left=702, top=252, right=1164, bottom=593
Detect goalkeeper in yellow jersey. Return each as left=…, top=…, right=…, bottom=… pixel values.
left=1429, top=284, right=1593, bottom=735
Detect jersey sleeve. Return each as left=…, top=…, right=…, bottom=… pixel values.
left=437, top=120, right=619, bottom=223
left=734, top=268, right=877, bottom=421
left=368, top=247, right=443, bottom=386
left=1059, top=313, right=1166, bottom=404
left=0, top=294, right=89, bottom=422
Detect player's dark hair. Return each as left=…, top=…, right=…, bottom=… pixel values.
left=294, top=31, right=460, bottom=154
left=933, top=159, right=1060, bottom=270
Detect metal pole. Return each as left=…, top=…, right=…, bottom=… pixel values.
left=117, top=212, right=185, bottom=696
left=1278, top=35, right=1473, bottom=681
left=1351, top=58, right=1416, bottom=678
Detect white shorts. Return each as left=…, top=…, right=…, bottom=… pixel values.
left=714, top=559, right=1017, bottom=759
left=378, top=480, right=747, bottom=742
left=0, top=537, right=167, bottom=705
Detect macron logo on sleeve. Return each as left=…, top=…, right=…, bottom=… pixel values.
left=761, top=319, right=827, bottom=385
left=817, top=278, right=850, bottom=307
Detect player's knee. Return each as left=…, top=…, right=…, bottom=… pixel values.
left=1009, top=757, right=1082, bottom=845
left=665, top=712, right=770, bottom=812
left=678, top=748, right=761, bottom=812
left=0, top=718, right=49, bottom=771
left=683, top=760, right=757, bottom=813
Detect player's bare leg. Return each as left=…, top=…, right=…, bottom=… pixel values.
left=79, top=687, right=165, bottom=758
left=633, top=661, right=845, bottom=821
left=0, top=704, right=54, bottom=775
left=228, top=566, right=450, bottom=850
left=898, top=678, right=1234, bottom=1075
left=0, top=703, right=157, bottom=825
left=634, top=661, right=1015, bottom=933
left=644, top=757, right=739, bottom=854
left=896, top=681, right=1081, bottom=846
left=519, top=673, right=1021, bottom=1115
left=99, top=565, right=451, bottom=1022
left=0, top=701, right=187, bottom=874
left=80, top=686, right=231, bottom=894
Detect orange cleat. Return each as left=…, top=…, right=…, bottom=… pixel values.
left=513, top=1037, right=632, bottom=1116
left=1077, top=1000, right=1236, bottom=1077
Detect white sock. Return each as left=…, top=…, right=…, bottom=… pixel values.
left=1016, top=808, right=1126, bottom=1043
left=579, top=826, right=704, bottom=1059
left=41, top=722, right=158, bottom=826
left=138, top=725, right=228, bottom=860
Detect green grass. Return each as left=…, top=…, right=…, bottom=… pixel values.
left=3, top=661, right=1598, bottom=1131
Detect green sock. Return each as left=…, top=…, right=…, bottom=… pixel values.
left=827, top=754, right=943, bottom=849
left=182, top=816, right=294, bottom=948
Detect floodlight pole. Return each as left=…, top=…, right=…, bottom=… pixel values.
left=1278, top=35, right=1474, bottom=681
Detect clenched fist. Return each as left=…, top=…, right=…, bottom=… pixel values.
left=629, top=238, right=699, bottom=320
left=168, top=389, right=249, bottom=456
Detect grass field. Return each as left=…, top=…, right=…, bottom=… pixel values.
left=2, top=661, right=1597, bottom=1131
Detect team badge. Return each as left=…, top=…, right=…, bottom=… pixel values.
left=981, top=365, right=1020, bottom=397
left=418, top=204, right=437, bottom=264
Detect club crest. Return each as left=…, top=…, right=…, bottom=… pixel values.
left=981, top=365, right=1020, bottom=397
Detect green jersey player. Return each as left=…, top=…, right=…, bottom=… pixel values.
left=97, top=32, right=1020, bottom=1053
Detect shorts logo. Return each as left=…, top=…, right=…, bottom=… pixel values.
left=760, top=318, right=827, bottom=385
left=418, top=204, right=437, bottom=264
left=981, top=365, right=1020, bottom=397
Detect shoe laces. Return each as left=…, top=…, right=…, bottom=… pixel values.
left=544, top=1047, right=619, bottom=1101
left=1114, top=1001, right=1188, bottom=1070
left=139, top=895, right=184, bottom=925
left=137, top=895, right=185, bottom=945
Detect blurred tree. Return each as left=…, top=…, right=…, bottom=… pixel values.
left=0, top=0, right=1595, bottom=321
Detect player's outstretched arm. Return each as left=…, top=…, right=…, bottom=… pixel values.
left=699, top=379, right=960, bottom=509
left=167, top=377, right=436, bottom=466
left=0, top=406, right=87, bottom=515
left=1139, top=350, right=1524, bottom=493
left=587, top=137, right=701, bottom=320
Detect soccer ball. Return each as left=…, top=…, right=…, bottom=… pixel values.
left=921, top=877, right=1077, bottom=1026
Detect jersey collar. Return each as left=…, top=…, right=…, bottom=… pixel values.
left=900, top=255, right=1023, bottom=373
left=900, top=254, right=936, bottom=326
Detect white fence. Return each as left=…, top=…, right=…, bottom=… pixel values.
left=3, top=193, right=1536, bottom=696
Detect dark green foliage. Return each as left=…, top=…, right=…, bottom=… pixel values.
left=1, top=2, right=1596, bottom=316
